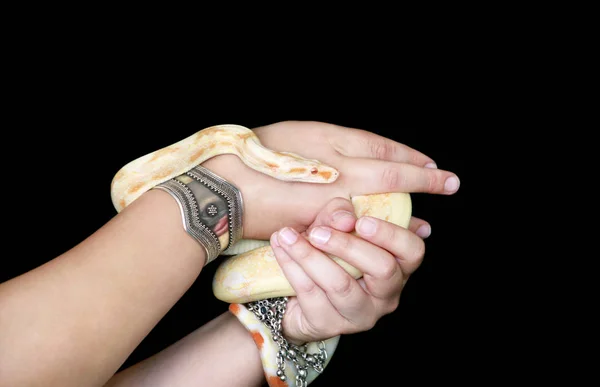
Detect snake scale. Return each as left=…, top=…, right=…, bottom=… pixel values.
left=110, top=124, right=412, bottom=386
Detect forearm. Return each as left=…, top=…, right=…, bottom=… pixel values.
left=105, top=311, right=264, bottom=387
left=0, top=190, right=206, bottom=387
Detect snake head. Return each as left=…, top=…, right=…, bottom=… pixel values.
left=277, top=151, right=340, bottom=183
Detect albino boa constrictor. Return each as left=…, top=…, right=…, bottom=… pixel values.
left=110, top=124, right=412, bottom=386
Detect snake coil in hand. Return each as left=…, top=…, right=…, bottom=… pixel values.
left=111, top=124, right=412, bottom=386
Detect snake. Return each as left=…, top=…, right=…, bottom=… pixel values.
left=110, top=124, right=412, bottom=386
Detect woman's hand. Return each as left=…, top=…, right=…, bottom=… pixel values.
left=202, top=120, right=458, bottom=240
left=269, top=197, right=427, bottom=344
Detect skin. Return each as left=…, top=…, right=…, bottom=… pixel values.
left=0, top=190, right=203, bottom=387
left=105, top=198, right=430, bottom=386
left=0, top=121, right=459, bottom=387
left=104, top=311, right=265, bottom=387
left=273, top=197, right=428, bottom=344
left=202, top=121, right=459, bottom=239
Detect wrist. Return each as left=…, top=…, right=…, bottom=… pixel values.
left=153, top=164, right=243, bottom=265
left=132, top=189, right=210, bottom=267
left=201, top=155, right=257, bottom=239
left=106, top=311, right=264, bottom=387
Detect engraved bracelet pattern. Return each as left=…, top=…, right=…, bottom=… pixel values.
left=186, top=165, right=244, bottom=251
left=153, top=165, right=243, bottom=265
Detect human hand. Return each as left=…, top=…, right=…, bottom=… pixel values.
left=202, top=120, right=459, bottom=240
left=267, top=197, right=426, bottom=344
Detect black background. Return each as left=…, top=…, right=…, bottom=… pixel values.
left=2, top=58, right=480, bottom=385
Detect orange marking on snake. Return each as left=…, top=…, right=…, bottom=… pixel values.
left=190, top=149, right=205, bottom=162
left=229, top=303, right=240, bottom=315
left=201, top=127, right=225, bottom=135
left=152, top=168, right=174, bottom=180
left=251, top=331, right=264, bottom=350
left=289, top=167, right=306, bottom=173
left=127, top=181, right=145, bottom=194
left=318, top=170, right=332, bottom=179
left=150, top=147, right=177, bottom=162
left=267, top=376, right=289, bottom=387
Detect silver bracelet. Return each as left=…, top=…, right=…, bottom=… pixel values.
left=246, top=297, right=328, bottom=386
left=153, top=165, right=243, bottom=265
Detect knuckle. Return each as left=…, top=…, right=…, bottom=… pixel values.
left=397, top=230, right=426, bottom=270
left=411, top=239, right=426, bottom=263
left=370, top=139, right=396, bottom=160
left=381, top=167, right=403, bottom=190
left=329, top=275, right=354, bottom=298
left=410, top=151, right=424, bottom=165
left=341, top=320, right=360, bottom=335
left=297, top=277, right=319, bottom=296
left=383, top=220, right=398, bottom=243
left=386, top=296, right=401, bottom=314
left=326, top=197, right=353, bottom=217
left=300, top=318, right=323, bottom=339
left=333, top=231, right=353, bottom=251
left=330, top=197, right=351, bottom=207
left=290, top=242, right=314, bottom=261
left=364, top=316, right=377, bottom=330
left=426, top=170, right=442, bottom=192
left=376, top=259, right=399, bottom=281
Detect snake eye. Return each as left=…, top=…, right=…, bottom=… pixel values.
left=310, top=168, right=318, bottom=174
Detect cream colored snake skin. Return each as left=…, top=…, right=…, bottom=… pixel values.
left=111, top=124, right=412, bottom=386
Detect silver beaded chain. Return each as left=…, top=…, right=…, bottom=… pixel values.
left=246, top=297, right=328, bottom=387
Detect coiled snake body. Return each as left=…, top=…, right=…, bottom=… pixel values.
left=111, top=124, right=412, bottom=385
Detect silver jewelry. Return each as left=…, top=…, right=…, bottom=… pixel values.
left=185, top=166, right=243, bottom=251
left=247, top=297, right=328, bottom=387
left=153, top=165, right=243, bottom=265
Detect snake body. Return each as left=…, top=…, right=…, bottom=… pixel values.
left=111, top=124, right=412, bottom=386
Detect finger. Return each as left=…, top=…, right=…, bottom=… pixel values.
left=308, top=197, right=357, bottom=234
left=345, top=158, right=460, bottom=195
left=331, top=127, right=437, bottom=167
left=312, top=199, right=432, bottom=238
left=355, top=216, right=426, bottom=276
left=408, top=216, right=431, bottom=239
left=269, top=232, right=339, bottom=327
left=306, top=226, right=404, bottom=300
left=276, top=227, right=374, bottom=326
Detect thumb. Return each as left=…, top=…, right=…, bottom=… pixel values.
left=306, top=197, right=357, bottom=234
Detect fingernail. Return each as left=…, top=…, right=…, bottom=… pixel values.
left=309, top=227, right=331, bottom=244
left=271, top=232, right=280, bottom=247
left=416, top=224, right=431, bottom=239
left=357, top=217, right=377, bottom=235
left=278, top=227, right=298, bottom=245
left=444, top=176, right=460, bottom=192
left=332, top=210, right=354, bottom=222
left=424, top=162, right=437, bottom=169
